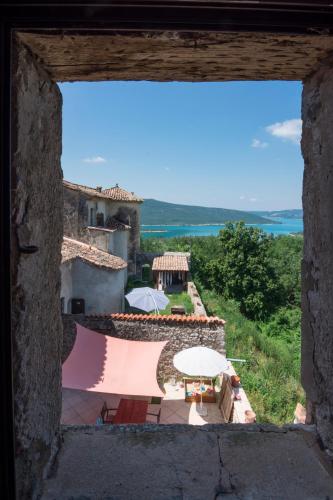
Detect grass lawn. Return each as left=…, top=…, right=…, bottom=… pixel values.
left=125, top=278, right=194, bottom=315
left=159, top=292, right=194, bottom=315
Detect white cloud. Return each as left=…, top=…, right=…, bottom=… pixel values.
left=239, top=196, right=246, bottom=200
left=266, top=118, right=302, bottom=144
left=249, top=198, right=257, bottom=203
left=82, top=156, right=107, bottom=163
left=251, top=138, right=268, bottom=149
left=164, top=167, right=170, bottom=171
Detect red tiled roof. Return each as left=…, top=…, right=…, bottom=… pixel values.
left=152, top=255, right=189, bottom=272
left=88, top=312, right=225, bottom=326
left=102, top=184, right=143, bottom=202
left=63, top=179, right=142, bottom=203
left=62, top=237, right=127, bottom=270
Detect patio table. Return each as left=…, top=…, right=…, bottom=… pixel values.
left=113, top=399, right=148, bottom=424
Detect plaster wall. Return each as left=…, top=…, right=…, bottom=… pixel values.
left=302, top=61, right=333, bottom=452
left=60, top=263, right=73, bottom=313
left=85, top=227, right=110, bottom=252
left=11, top=39, right=63, bottom=498
left=71, top=259, right=126, bottom=314
left=111, top=230, right=129, bottom=262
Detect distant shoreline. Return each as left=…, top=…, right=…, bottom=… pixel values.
left=141, top=221, right=285, bottom=228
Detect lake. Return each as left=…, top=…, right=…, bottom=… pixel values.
left=141, top=217, right=303, bottom=239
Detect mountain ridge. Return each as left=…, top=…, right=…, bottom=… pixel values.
left=141, top=199, right=279, bottom=225
left=251, top=209, right=303, bottom=219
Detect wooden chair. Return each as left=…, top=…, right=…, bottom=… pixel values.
left=146, top=408, right=161, bottom=423
left=218, top=374, right=234, bottom=423
left=100, top=401, right=118, bottom=424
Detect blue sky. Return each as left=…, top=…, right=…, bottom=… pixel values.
left=60, top=81, right=303, bottom=211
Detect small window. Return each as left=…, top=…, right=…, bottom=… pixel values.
left=71, top=298, right=85, bottom=314
left=90, top=207, right=94, bottom=226
left=96, top=212, right=104, bottom=227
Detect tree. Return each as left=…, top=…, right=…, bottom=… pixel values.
left=205, top=222, right=282, bottom=320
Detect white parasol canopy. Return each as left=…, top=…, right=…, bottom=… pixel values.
left=125, top=287, right=169, bottom=314
left=173, top=346, right=228, bottom=377
left=173, top=346, right=228, bottom=416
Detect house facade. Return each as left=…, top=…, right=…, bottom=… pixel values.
left=61, top=237, right=127, bottom=314
left=63, top=180, right=143, bottom=274
left=152, top=252, right=190, bottom=292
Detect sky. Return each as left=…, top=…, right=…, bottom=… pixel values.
left=59, top=81, right=303, bottom=211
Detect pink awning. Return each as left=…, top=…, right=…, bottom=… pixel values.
left=62, top=323, right=167, bottom=398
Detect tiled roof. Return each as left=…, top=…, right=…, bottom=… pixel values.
left=102, top=184, right=143, bottom=203
left=62, top=237, right=127, bottom=270
left=88, top=312, right=226, bottom=326
left=63, top=180, right=109, bottom=199
left=152, top=255, right=189, bottom=272
left=63, top=180, right=142, bottom=203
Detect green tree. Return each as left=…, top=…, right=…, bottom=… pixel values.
left=206, top=222, right=282, bottom=319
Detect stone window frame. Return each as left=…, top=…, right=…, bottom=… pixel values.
left=2, top=1, right=333, bottom=496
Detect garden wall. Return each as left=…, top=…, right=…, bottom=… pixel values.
left=62, top=313, right=225, bottom=380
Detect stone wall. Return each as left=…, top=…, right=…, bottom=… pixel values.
left=301, top=60, right=333, bottom=453
left=11, top=39, right=63, bottom=498
left=187, top=281, right=207, bottom=316
left=63, top=186, right=88, bottom=239
left=62, top=314, right=225, bottom=381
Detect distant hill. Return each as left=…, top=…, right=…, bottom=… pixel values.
left=251, top=209, right=303, bottom=220
left=141, top=199, right=279, bottom=225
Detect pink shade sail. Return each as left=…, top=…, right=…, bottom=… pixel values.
left=62, top=323, right=167, bottom=398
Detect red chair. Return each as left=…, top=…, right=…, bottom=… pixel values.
left=100, top=401, right=118, bottom=424
left=146, top=408, right=161, bottom=423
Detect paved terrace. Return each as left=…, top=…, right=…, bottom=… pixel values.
left=42, top=424, right=333, bottom=499
left=62, top=362, right=252, bottom=426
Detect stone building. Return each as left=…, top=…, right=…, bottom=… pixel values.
left=152, top=252, right=190, bottom=291
left=63, top=179, right=143, bottom=274
left=61, top=237, right=127, bottom=314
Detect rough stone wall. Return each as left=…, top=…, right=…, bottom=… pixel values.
left=11, top=39, right=63, bottom=498
left=187, top=281, right=207, bottom=316
left=63, top=186, right=89, bottom=239
left=301, top=60, right=333, bottom=453
left=62, top=314, right=225, bottom=380
left=62, top=314, right=116, bottom=362
left=106, top=201, right=141, bottom=275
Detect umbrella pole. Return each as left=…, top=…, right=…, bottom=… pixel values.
left=196, top=376, right=207, bottom=417
left=149, top=291, right=160, bottom=315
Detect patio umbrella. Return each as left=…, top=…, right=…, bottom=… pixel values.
left=173, top=346, right=228, bottom=416
left=125, top=287, right=169, bottom=314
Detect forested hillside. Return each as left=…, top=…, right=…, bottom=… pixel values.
left=141, top=199, right=279, bottom=225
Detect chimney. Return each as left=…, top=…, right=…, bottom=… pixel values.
left=96, top=186, right=102, bottom=192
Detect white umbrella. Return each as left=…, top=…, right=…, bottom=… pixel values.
left=173, top=346, right=228, bottom=416
left=125, top=287, right=169, bottom=314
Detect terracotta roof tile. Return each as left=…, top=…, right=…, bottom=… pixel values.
left=102, top=185, right=143, bottom=203
left=87, top=312, right=226, bottom=326
left=152, top=255, right=189, bottom=272
left=63, top=179, right=142, bottom=203
left=62, top=237, right=127, bottom=271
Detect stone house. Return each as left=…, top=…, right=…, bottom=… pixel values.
left=63, top=179, right=143, bottom=274
left=152, top=252, right=190, bottom=291
left=61, top=237, right=127, bottom=314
